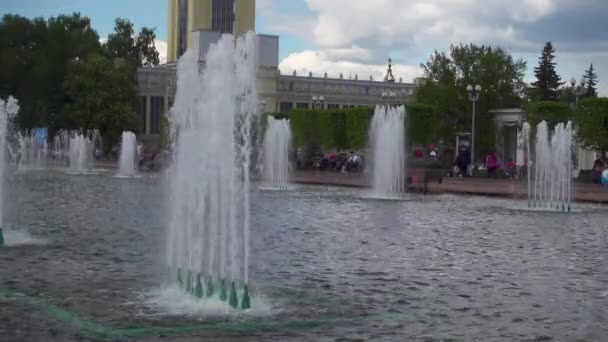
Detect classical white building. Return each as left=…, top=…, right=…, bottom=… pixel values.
left=491, top=108, right=596, bottom=172
left=135, top=32, right=418, bottom=145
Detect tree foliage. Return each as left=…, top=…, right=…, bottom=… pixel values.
left=525, top=101, right=572, bottom=129
left=573, top=97, right=608, bottom=152
left=532, top=42, right=564, bottom=101
left=103, top=18, right=159, bottom=68
left=63, top=53, right=139, bottom=152
left=0, top=13, right=159, bottom=150
left=417, top=44, right=527, bottom=157
left=276, top=107, right=373, bottom=153
left=406, top=103, right=442, bottom=146
left=583, top=63, right=598, bottom=98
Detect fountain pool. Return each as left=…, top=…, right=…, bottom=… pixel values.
left=0, top=172, right=606, bottom=341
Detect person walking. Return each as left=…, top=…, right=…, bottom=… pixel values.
left=485, top=151, right=499, bottom=179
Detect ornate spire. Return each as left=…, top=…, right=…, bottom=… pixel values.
left=384, top=58, right=395, bottom=83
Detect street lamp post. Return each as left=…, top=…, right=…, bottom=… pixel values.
left=312, top=95, right=325, bottom=110
left=466, top=84, right=482, bottom=176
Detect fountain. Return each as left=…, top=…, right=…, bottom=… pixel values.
left=51, top=130, right=70, bottom=168
left=369, top=105, right=406, bottom=198
left=69, top=134, right=92, bottom=173
left=262, top=117, right=291, bottom=189
left=0, top=96, right=19, bottom=246
left=17, top=130, right=48, bottom=170
left=526, top=120, right=573, bottom=211
left=166, top=32, right=259, bottom=310
left=67, top=130, right=101, bottom=174
left=116, top=131, right=137, bottom=178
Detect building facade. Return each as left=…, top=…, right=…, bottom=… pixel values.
left=137, top=0, right=418, bottom=147
left=167, top=0, right=255, bottom=63
left=276, top=70, right=418, bottom=112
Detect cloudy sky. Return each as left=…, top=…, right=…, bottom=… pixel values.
left=4, top=0, right=607, bottom=94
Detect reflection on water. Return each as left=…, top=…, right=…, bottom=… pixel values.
left=0, top=172, right=607, bottom=341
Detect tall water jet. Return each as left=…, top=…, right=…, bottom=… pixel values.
left=262, top=117, right=291, bottom=189
left=522, top=122, right=531, bottom=207
left=117, top=131, right=137, bottom=178
left=530, top=120, right=573, bottom=211
left=0, top=97, right=19, bottom=246
left=369, top=105, right=406, bottom=197
left=69, top=134, right=92, bottom=173
left=52, top=130, right=70, bottom=168
left=166, top=32, right=259, bottom=310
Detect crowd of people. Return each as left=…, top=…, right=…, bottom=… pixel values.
left=296, top=149, right=365, bottom=173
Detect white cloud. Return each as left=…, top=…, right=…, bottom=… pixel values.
left=304, top=0, right=574, bottom=50
left=279, top=49, right=422, bottom=83
left=155, top=39, right=167, bottom=64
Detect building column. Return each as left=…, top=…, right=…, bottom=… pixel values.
left=145, top=95, right=151, bottom=135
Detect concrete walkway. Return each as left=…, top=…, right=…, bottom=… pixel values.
left=291, top=171, right=608, bottom=204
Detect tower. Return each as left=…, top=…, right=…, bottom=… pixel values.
left=167, top=0, right=256, bottom=63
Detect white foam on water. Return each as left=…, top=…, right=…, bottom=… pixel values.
left=2, top=229, right=47, bottom=246
left=142, top=286, right=276, bottom=318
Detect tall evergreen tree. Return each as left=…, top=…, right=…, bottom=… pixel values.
left=532, top=42, right=564, bottom=101
left=583, top=63, right=598, bottom=98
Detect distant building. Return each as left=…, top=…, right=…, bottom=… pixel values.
left=491, top=108, right=595, bottom=172
left=167, top=0, right=255, bottom=63
left=136, top=0, right=418, bottom=146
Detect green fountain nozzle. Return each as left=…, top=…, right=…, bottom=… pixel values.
left=241, top=284, right=251, bottom=310
left=219, top=279, right=227, bottom=301
left=0, top=228, right=4, bottom=247
left=194, top=274, right=203, bottom=298
left=228, top=282, right=238, bottom=309
left=185, top=270, right=192, bottom=293
left=206, top=278, right=214, bottom=297
left=177, top=269, right=183, bottom=288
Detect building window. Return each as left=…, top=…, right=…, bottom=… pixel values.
left=296, top=102, right=309, bottom=109
left=327, top=104, right=340, bottom=109
left=212, top=0, right=234, bottom=33
left=150, top=96, right=164, bottom=134
left=279, top=102, right=293, bottom=113
left=289, top=82, right=294, bottom=91
left=137, top=96, right=147, bottom=134
left=178, top=0, right=188, bottom=58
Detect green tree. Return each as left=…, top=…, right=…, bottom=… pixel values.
left=406, top=103, right=441, bottom=145
left=525, top=101, right=572, bottom=129
left=103, top=18, right=159, bottom=68
left=0, top=13, right=100, bottom=134
left=573, top=97, right=608, bottom=153
left=532, top=42, right=564, bottom=101
left=417, top=44, right=527, bottom=157
left=63, top=53, right=139, bottom=152
left=583, top=63, right=598, bottom=98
